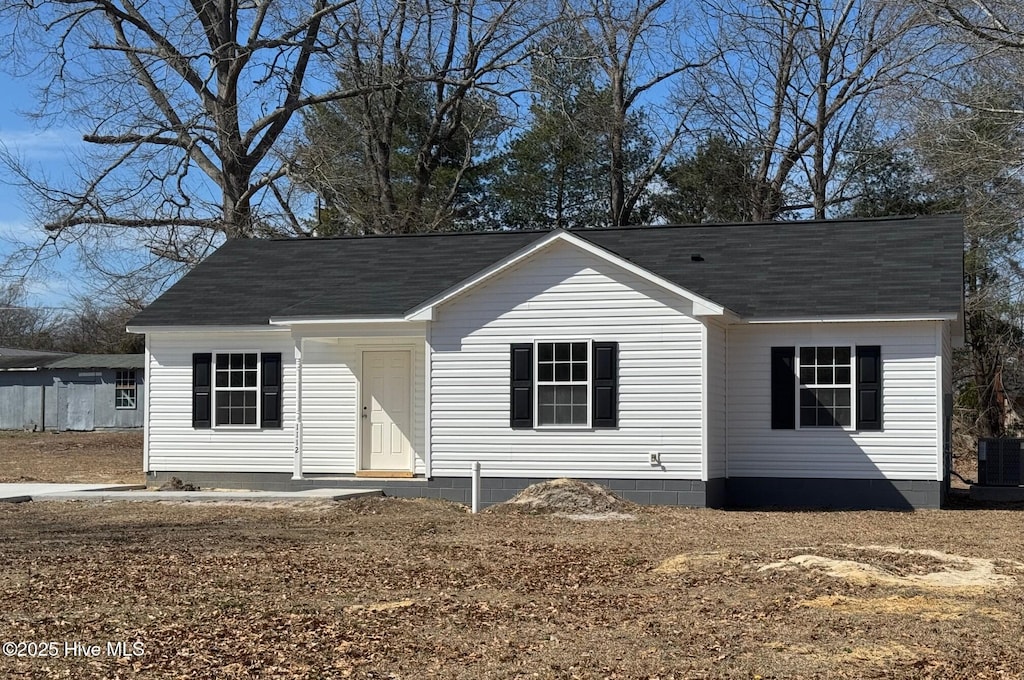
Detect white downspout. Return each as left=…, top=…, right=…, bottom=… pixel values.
left=142, top=334, right=151, bottom=474
left=293, top=334, right=303, bottom=480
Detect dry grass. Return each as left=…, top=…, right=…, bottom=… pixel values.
left=0, top=430, right=143, bottom=484
left=2, top=498, right=1024, bottom=679
left=2, top=432, right=1023, bottom=678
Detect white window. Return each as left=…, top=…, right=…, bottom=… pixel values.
left=536, top=341, right=590, bottom=427
left=214, top=353, right=258, bottom=426
left=798, top=346, right=852, bottom=427
left=115, top=370, right=137, bottom=410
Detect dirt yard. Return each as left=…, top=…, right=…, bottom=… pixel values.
left=0, top=430, right=144, bottom=484
left=1, top=433, right=1020, bottom=678
left=0, top=497, right=1022, bottom=679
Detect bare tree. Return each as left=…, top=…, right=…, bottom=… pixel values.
left=564, top=0, right=711, bottom=226
left=0, top=283, right=60, bottom=349
left=54, top=297, right=145, bottom=354
left=296, top=0, right=539, bottom=234
left=908, top=2, right=1024, bottom=438
left=693, top=0, right=935, bottom=220
left=0, top=0, right=454, bottom=282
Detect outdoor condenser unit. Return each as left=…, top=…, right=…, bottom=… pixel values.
left=977, top=438, right=1024, bottom=486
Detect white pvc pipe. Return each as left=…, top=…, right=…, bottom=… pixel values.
left=471, top=461, right=481, bottom=513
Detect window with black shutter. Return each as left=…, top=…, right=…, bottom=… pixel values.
left=592, top=342, right=618, bottom=428
left=192, top=353, right=212, bottom=429
left=772, top=344, right=883, bottom=431
left=510, top=344, right=533, bottom=428
left=261, top=353, right=283, bottom=428
left=510, top=340, right=619, bottom=429
left=856, top=345, right=882, bottom=430
left=770, top=347, right=796, bottom=429
left=193, top=351, right=284, bottom=428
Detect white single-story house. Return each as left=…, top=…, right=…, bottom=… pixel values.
left=127, top=215, right=963, bottom=508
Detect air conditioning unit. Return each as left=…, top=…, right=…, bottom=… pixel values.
left=978, top=438, right=1024, bottom=486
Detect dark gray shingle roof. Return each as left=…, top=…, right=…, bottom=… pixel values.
left=0, top=353, right=71, bottom=370
left=0, top=353, right=143, bottom=370
left=129, top=215, right=964, bottom=326
left=46, top=354, right=144, bottom=370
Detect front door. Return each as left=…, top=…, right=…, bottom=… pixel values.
left=360, top=351, right=412, bottom=472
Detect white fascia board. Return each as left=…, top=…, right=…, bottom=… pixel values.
left=268, top=316, right=411, bottom=326
left=744, top=313, right=960, bottom=324
left=404, top=229, right=730, bottom=319
left=125, top=324, right=291, bottom=334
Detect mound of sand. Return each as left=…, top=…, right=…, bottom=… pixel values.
left=485, top=478, right=636, bottom=516
left=759, top=545, right=1023, bottom=590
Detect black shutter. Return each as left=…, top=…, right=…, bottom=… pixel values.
left=261, top=352, right=283, bottom=428
left=856, top=345, right=882, bottom=431
left=192, top=353, right=212, bottom=429
left=510, top=344, right=533, bottom=428
left=771, top=347, right=796, bottom=430
left=592, top=341, right=618, bottom=428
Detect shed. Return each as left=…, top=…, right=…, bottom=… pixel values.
left=0, top=352, right=145, bottom=430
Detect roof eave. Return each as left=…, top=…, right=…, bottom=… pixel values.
left=268, top=316, right=416, bottom=326
left=126, top=324, right=291, bottom=334
left=743, top=313, right=960, bottom=324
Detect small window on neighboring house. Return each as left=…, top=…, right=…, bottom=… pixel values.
left=115, top=370, right=137, bottom=410
left=214, top=352, right=258, bottom=426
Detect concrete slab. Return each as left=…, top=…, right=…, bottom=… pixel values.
left=30, top=488, right=383, bottom=503
left=969, top=485, right=1024, bottom=502
left=0, top=483, right=145, bottom=503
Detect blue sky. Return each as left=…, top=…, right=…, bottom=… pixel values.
left=0, top=69, right=85, bottom=309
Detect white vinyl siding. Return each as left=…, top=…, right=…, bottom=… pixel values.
left=146, top=330, right=295, bottom=472
left=300, top=339, right=356, bottom=473
left=705, top=321, right=727, bottom=479
left=300, top=334, right=426, bottom=475
left=430, top=239, right=704, bottom=479
left=727, top=321, right=941, bottom=480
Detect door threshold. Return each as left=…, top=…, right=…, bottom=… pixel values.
left=355, top=470, right=414, bottom=478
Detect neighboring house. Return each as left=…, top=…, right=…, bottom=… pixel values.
left=127, top=215, right=964, bottom=509
left=0, top=353, right=145, bottom=431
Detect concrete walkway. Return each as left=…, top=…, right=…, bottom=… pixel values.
left=0, top=484, right=382, bottom=503
left=0, top=483, right=146, bottom=503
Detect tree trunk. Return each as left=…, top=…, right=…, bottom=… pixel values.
left=609, top=70, right=628, bottom=226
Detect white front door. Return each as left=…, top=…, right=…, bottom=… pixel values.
left=361, top=351, right=412, bottom=472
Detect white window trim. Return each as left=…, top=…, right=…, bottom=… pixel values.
left=533, top=339, right=592, bottom=430
left=212, top=351, right=261, bottom=429
left=794, top=345, right=856, bottom=431
left=114, top=370, right=137, bottom=410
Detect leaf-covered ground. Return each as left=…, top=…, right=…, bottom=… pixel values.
left=2, top=497, right=1023, bottom=679
left=0, top=432, right=1018, bottom=678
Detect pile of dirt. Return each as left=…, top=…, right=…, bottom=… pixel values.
left=485, top=478, right=636, bottom=517
left=158, top=476, right=200, bottom=492
left=759, top=544, right=1024, bottom=590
